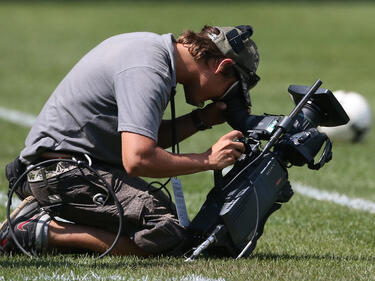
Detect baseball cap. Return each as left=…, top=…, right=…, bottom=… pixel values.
left=208, top=25, right=260, bottom=106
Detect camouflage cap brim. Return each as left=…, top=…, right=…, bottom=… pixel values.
left=208, top=25, right=260, bottom=105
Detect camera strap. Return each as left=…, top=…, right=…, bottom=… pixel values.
left=170, top=87, right=179, bottom=154
left=170, top=88, right=190, bottom=227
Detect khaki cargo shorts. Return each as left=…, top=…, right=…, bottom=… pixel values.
left=28, top=160, right=187, bottom=255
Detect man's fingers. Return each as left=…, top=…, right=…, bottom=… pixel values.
left=220, top=130, right=245, bottom=154
left=232, top=141, right=245, bottom=153
left=223, top=130, right=243, bottom=140
left=206, top=101, right=227, bottom=111
left=232, top=149, right=243, bottom=160
left=214, top=101, right=227, bottom=111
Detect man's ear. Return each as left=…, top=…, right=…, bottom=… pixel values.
left=214, top=58, right=234, bottom=75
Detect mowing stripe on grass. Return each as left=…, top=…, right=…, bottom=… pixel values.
left=1, top=106, right=374, bottom=215
left=0, top=105, right=36, bottom=127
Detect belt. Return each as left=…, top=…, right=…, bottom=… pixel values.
left=40, top=152, right=77, bottom=160
left=27, top=161, right=77, bottom=183
left=40, top=152, right=93, bottom=166
left=28, top=152, right=91, bottom=183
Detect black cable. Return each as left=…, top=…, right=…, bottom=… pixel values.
left=170, top=88, right=179, bottom=154
left=184, top=183, right=260, bottom=261
left=219, top=140, right=264, bottom=258
left=236, top=183, right=259, bottom=259
left=145, top=87, right=179, bottom=213
left=222, top=149, right=265, bottom=190
left=148, top=178, right=173, bottom=207
left=83, top=162, right=124, bottom=259
left=6, top=157, right=123, bottom=259
left=185, top=147, right=263, bottom=260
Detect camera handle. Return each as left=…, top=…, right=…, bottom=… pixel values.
left=214, top=169, right=223, bottom=188
left=308, top=134, right=332, bottom=170
left=262, top=79, right=322, bottom=154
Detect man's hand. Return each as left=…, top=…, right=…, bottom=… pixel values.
left=206, top=130, right=245, bottom=170
left=200, top=102, right=227, bottom=127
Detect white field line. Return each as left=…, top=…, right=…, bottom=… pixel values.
left=0, top=106, right=374, bottom=215
left=0, top=105, right=36, bottom=127
left=293, top=183, right=375, bottom=214
left=0, top=191, right=21, bottom=209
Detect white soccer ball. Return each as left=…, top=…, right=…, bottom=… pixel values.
left=319, top=90, right=372, bottom=142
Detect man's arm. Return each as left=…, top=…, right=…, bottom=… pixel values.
left=157, top=113, right=196, bottom=149
left=158, top=102, right=227, bottom=148
left=122, top=130, right=245, bottom=178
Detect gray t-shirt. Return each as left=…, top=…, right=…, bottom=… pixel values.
left=20, top=32, right=176, bottom=166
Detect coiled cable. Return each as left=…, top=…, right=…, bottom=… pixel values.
left=6, top=156, right=123, bottom=259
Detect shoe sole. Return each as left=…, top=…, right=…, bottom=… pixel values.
left=0, top=196, right=37, bottom=233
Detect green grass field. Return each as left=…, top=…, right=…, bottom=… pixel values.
left=0, top=1, right=374, bottom=280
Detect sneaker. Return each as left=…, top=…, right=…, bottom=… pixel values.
left=0, top=196, right=50, bottom=255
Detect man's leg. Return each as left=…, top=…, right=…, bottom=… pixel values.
left=27, top=161, right=186, bottom=255
left=0, top=196, right=148, bottom=256
left=48, top=220, right=149, bottom=256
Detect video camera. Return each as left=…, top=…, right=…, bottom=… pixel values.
left=185, top=79, right=349, bottom=260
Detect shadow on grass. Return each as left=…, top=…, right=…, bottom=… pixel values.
left=1, top=252, right=374, bottom=269
left=254, top=252, right=375, bottom=263
left=0, top=255, right=180, bottom=269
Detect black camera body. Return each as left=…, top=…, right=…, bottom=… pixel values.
left=185, top=80, right=349, bottom=260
